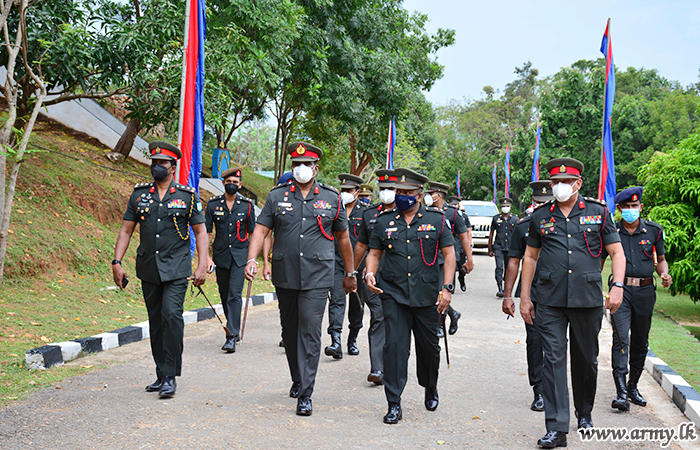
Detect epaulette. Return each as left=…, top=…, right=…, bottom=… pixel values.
left=270, top=179, right=293, bottom=191
left=427, top=206, right=445, bottom=215
left=319, top=183, right=339, bottom=194
left=532, top=200, right=553, bottom=211
left=237, top=194, right=253, bottom=203
left=642, top=219, right=662, bottom=231
left=133, top=182, right=153, bottom=190
left=583, top=196, right=607, bottom=206
left=378, top=207, right=397, bottom=216
left=176, top=183, right=197, bottom=194
left=211, top=194, right=223, bottom=201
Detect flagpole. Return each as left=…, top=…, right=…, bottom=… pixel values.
left=176, top=0, right=192, bottom=184
left=597, top=18, right=610, bottom=201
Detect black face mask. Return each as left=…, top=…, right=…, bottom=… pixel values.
left=151, top=163, right=170, bottom=182
left=225, top=183, right=239, bottom=195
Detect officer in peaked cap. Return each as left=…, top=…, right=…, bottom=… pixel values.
left=502, top=180, right=553, bottom=413
left=205, top=167, right=256, bottom=354
left=447, top=195, right=461, bottom=206
left=244, top=142, right=356, bottom=417
left=358, top=184, right=374, bottom=205
left=602, top=186, right=671, bottom=413
left=519, top=157, right=626, bottom=448
left=112, top=140, right=208, bottom=399
left=352, top=169, right=399, bottom=385
left=324, top=173, right=366, bottom=360
left=365, top=168, right=455, bottom=424
left=488, top=197, right=519, bottom=297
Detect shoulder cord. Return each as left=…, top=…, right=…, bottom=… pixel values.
left=173, top=192, right=194, bottom=241
left=643, top=227, right=661, bottom=258
left=583, top=209, right=606, bottom=257
left=317, top=194, right=342, bottom=241
left=236, top=202, right=252, bottom=242
left=420, top=214, right=445, bottom=266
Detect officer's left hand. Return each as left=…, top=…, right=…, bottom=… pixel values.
left=463, top=259, right=474, bottom=274
left=436, top=289, right=451, bottom=314
left=192, top=266, right=207, bottom=287
left=343, top=275, right=357, bottom=294
left=605, top=288, right=623, bottom=314
left=660, top=273, right=672, bottom=288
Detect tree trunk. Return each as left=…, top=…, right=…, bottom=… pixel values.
left=114, top=117, right=142, bottom=158
left=355, top=152, right=372, bottom=175
left=349, top=129, right=357, bottom=173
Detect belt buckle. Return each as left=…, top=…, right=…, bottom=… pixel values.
left=630, top=278, right=640, bottom=287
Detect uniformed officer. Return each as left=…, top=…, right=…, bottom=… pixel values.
left=244, top=142, right=357, bottom=416
left=352, top=169, right=397, bottom=384
left=205, top=167, right=256, bottom=353
left=365, top=168, right=455, bottom=424
left=489, top=197, right=519, bottom=297
left=111, top=140, right=208, bottom=399
left=447, top=195, right=461, bottom=207
left=446, top=195, right=472, bottom=291
left=324, top=173, right=367, bottom=360
left=358, top=184, right=374, bottom=205
left=520, top=158, right=626, bottom=448
left=425, top=181, right=474, bottom=335
left=604, top=186, right=672, bottom=412
left=502, top=180, right=553, bottom=412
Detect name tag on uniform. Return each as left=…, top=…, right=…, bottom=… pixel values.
left=417, top=224, right=436, bottom=231
left=278, top=202, right=292, bottom=207
left=168, top=199, right=187, bottom=209
left=214, top=211, right=225, bottom=216
left=313, top=200, right=332, bottom=210
left=580, top=215, right=602, bottom=225
left=385, top=227, right=398, bottom=232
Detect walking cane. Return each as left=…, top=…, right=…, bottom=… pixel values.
left=605, top=293, right=625, bottom=354
left=439, top=292, right=450, bottom=369
left=194, top=284, right=231, bottom=336
left=240, top=278, right=253, bottom=340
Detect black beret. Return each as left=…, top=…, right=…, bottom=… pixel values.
left=614, top=186, right=643, bottom=204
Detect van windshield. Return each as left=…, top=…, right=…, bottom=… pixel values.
left=462, top=204, right=499, bottom=217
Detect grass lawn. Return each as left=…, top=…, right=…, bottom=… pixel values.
left=0, top=117, right=276, bottom=408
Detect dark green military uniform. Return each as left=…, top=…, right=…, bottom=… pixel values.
left=205, top=192, right=256, bottom=339
left=527, top=191, right=620, bottom=432
left=369, top=203, right=455, bottom=404
left=257, top=174, right=348, bottom=398
left=491, top=201, right=519, bottom=295
left=124, top=179, right=204, bottom=379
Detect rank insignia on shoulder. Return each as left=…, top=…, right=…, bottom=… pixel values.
left=580, top=215, right=602, bottom=225
left=417, top=224, right=436, bottom=232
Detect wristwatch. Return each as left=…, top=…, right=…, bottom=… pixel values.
left=111, top=259, right=121, bottom=266
left=345, top=270, right=358, bottom=278
left=611, top=281, right=624, bottom=289
left=442, top=283, right=454, bottom=293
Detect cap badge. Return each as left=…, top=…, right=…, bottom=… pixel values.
left=559, top=165, right=566, bottom=173
left=632, top=194, right=638, bottom=201
left=542, top=187, right=547, bottom=194
left=401, top=175, right=406, bottom=182
left=383, top=174, right=389, bottom=180
left=296, top=143, right=306, bottom=155
left=155, top=147, right=162, bottom=154
left=341, top=179, right=346, bottom=184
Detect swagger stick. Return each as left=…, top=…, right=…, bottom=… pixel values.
left=439, top=292, right=450, bottom=368
left=195, top=284, right=231, bottom=336
left=240, top=278, right=253, bottom=340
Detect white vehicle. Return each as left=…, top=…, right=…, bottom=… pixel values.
left=459, top=200, right=499, bottom=248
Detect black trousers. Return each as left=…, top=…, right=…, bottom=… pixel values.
left=141, top=278, right=188, bottom=378
left=363, top=286, right=385, bottom=373
left=537, top=304, right=603, bottom=433
left=494, top=249, right=509, bottom=288
left=327, top=267, right=364, bottom=334
left=526, top=301, right=543, bottom=389
left=612, top=285, right=655, bottom=376
left=215, top=264, right=246, bottom=338
left=382, top=295, right=440, bottom=404
left=276, top=287, right=329, bottom=398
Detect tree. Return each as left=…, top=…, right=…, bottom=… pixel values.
left=0, top=0, right=48, bottom=285
left=639, top=128, right=700, bottom=302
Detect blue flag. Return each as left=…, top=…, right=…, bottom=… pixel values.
left=532, top=122, right=541, bottom=182
left=598, top=19, right=617, bottom=213
left=492, top=163, right=497, bottom=205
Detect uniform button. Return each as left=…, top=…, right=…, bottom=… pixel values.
left=408, top=273, right=411, bottom=277
left=566, top=218, right=570, bottom=222
left=159, top=203, right=162, bottom=206
left=157, top=218, right=161, bottom=222
left=303, top=218, right=307, bottom=221
left=568, top=270, right=572, bottom=274
left=300, top=234, right=304, bottom=238
left=568, top=250, right=572, bottom=254
left=155, top=251, right=159, bottom=254
left=156, top=234, right=160, bottom=238
left=406, top=240, right=410, bottom=243
left=407, top=256, right=411, bottom=260
left=229, top=234, right=232, bottom=237
left=304, top=201, right=307, bottom=204
left=229, top=245, right=231, bottom=247
left=300, top=252, right=304, bottom=256
left=567, top=234, right=571, bottom=238
left=407, top=225, right=411, bottom=229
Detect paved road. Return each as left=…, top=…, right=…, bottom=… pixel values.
left=0, top=253, right=697, bottom=449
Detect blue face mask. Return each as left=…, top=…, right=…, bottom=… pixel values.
left=395, top=194, right=417, bottom=211
left=621, top=208, right=640, bottom=224
left=359, top=197, right=370, bottom=205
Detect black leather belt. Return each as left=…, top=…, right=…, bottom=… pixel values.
left=624, top=276, right=653, bottom=287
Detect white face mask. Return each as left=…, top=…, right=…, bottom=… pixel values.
left=424, top=193, right=434, bottom=206
left=501, top=206, right=511, bottom=214
left=340, top=192, right=356, bottom=206
left=379, top=189, right=395, bottom=205
left=292, top=164, right=314, bottom=184
left=552, top=181, right=576, bottom=203
left=525, top=206, right=534, bottom=215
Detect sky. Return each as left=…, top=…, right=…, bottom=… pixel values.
left=402, top=0, right=700, bottom=106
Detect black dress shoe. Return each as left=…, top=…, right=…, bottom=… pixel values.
left=296, top=395, right=312, bottom=416
left=289, top=382, right=301, bottom=398
left=279, top=339, right=285, bottom=348
left=448, top=310, right=461, bottom=335
left=424, top=386, right=439, bottom=411
left=324, top=332, right=343, bottom=359
left=497, top=290, right=504, bottom=298
left=577, top=415, right=593, bottom=429
left=531, top=390, right=544, bottom=411
left=537, top=430, right=567, bottom=448
left=458, top=269, right=467, bottom=291
left=221, top=335, right=236, bottom=353
left=347, top=341, right=359, bottom=356
left=383, top=402, right=402, bottom=424
left=158, top=376, right=176, bottom=399
left=367, top=371, right=384, bottom=385
left=145, top=377, right=163, bottom=392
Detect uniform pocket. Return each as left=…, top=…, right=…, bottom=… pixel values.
left=421, top=271, right=438, bottom=283
left=585, top=271, right=602, bottom=283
